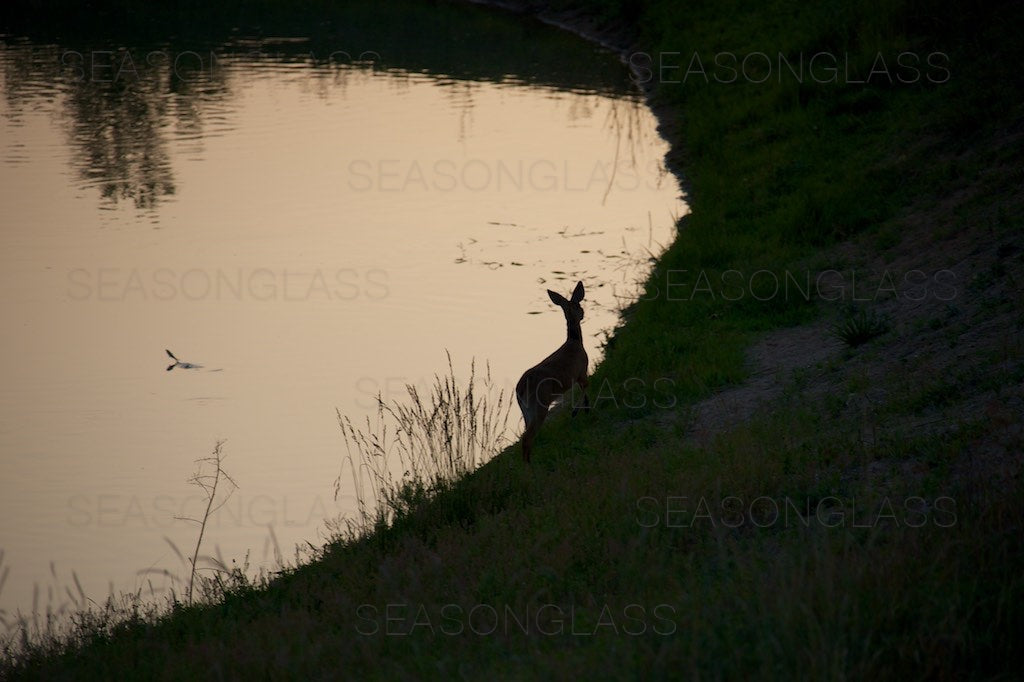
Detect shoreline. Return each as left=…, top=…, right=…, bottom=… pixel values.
left=463, top=0, right=693, bottom=198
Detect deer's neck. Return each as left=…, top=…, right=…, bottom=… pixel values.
left=565, top=315, right=583, bottom=345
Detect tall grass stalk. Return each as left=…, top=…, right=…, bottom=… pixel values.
left=172, top=440, right=237, bottom=604
left=335, top=353, right=512, bottom=536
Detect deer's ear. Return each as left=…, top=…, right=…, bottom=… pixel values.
left=571, top=281, right=585, bottom=303
left=548, top=290, right=568, bottom=306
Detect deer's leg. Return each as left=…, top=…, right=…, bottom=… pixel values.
left=516, top=381, right=534, bottom=462
left=571, top=377, right=590, bottom=417
left=521, top=403, right=550, bottom=463
left=521, top=419, right=537, bottom=463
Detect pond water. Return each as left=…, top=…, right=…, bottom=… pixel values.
left=0, top=2, right=685, bottom=624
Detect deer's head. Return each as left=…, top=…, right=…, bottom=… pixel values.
left=547, top=280, right=585, bottom=324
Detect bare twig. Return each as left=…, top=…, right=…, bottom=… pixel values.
left=174, top=440, right=237, bottom=604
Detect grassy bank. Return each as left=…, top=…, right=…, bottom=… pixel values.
left=4, top=0, right=1024, bottom=678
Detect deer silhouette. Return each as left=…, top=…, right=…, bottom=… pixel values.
left=515, top=281, right=589, bottom=463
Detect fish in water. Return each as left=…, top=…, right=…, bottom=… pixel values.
left=165, top=349, right=203, bottom=371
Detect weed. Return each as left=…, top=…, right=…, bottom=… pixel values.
left=830, top=307, right=890, bottom=347
left=334, top=352, right=512, bottom=538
